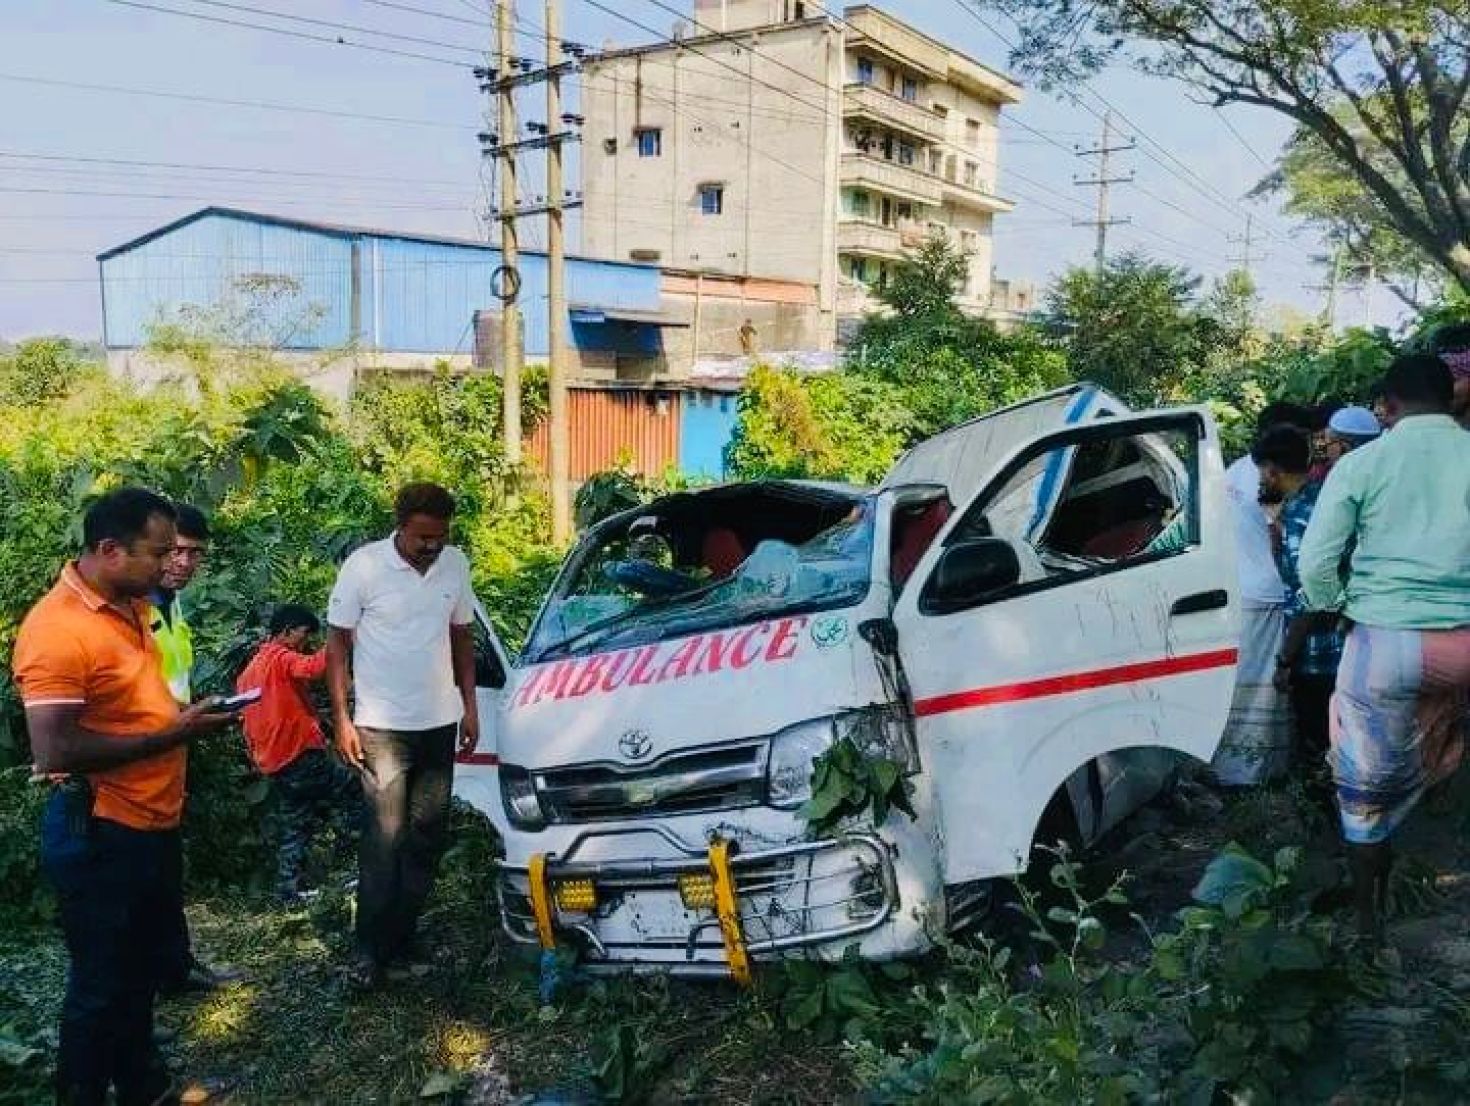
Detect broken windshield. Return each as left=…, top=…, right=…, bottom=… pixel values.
left=527, top=499, right=875, bottom=662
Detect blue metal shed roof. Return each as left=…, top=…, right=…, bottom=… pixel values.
left=95, top=206, right=655, bottom=268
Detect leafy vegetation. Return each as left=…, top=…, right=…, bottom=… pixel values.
left=994, top=0, right=1470, bottom=293
left=801, top=738, right=916, bottom=835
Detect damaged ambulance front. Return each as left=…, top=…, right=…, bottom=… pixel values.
left=455, top=480, right=944, bottom=978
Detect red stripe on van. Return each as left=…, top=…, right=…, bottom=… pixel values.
left=456, top=752, right=500, bottom=766
left=912, top=648, right=1239, bottom=719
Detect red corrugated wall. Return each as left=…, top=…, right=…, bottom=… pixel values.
left=528, top=387, right=682, bottom=481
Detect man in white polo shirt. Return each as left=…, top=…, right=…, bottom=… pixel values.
left=326, top=482, right=480, bottom=987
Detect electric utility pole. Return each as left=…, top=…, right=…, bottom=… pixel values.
left=544, top=0, right=571, bottom=544
left=1228, top=214, right=1256, bottom=278
left=496, top=0, right=522, bottom=464
left=1073, top=110, right=1135, bottom=274
left=476, top=4, right=585, bottom=536
left=1306, top=246, right=1345, bottom=331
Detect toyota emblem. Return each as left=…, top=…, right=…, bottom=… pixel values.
left=618, top=729, right=654, bottom=761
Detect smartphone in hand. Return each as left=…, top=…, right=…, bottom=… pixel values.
left=216, top=688, right=263, bottom=713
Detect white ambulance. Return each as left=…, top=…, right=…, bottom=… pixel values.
left=455, top=384, right=1239, bottom=980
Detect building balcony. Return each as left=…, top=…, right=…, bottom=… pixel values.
left=940, top=175, right=1016, bottom=215
left=836, top=219, right=904, bottom=260
left=840, top=152, right=942, bottom=206
left=843, top=83, right=947, bottom=144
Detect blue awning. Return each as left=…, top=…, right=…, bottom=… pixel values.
left=569, top=303, right=688, bottom=327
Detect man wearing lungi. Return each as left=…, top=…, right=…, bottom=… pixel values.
left=1215, top=403, right=1316, bottom=785
left=1299, top=354, right=1470, bottom=944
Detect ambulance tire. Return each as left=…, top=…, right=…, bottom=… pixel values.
left=1031, top=786, right=1084, bottom=860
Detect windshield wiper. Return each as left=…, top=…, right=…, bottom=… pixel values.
left=535, top=580, right=727, bottom=662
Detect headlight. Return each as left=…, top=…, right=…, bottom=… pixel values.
left=838, top=705, right=919, bottom=774
left=499, top=766, right=546, bottom=829
left=766, top=718, right=837, bottom=809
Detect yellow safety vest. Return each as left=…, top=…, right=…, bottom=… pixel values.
left=149, top=594, right=194, bottom=704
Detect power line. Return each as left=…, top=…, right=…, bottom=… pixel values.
left=943, top=0, right=1283, bottom=246
left=0, top=151, right=476, bottom=190
left=1213, top=107, right=1273, bottom=170
left=0, top=186, right=475, bottom=211
left=100, top=0, right=476, bottom=68
left=361, top=0, right=486, bottom=27
left=0, top=71, right=470, bottom=130
left=142, top=0, right=485, bottom=54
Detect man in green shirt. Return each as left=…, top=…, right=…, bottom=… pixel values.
left=1298, top=354, right=1470, bottom=945
left=151, top=505, right=240, bottom=994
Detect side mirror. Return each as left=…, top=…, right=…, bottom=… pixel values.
left=926, top=538, right=1022, bottom=612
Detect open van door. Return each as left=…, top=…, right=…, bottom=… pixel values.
left=882, top=384, right=1124, bottom=508
left=891, top=409, right=1238, bottom=886
left=453, top=600, right=511, bottom=834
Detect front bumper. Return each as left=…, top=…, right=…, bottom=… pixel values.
left=495, top=826, right=899, bottom=980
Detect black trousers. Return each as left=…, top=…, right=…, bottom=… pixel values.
left=40, top=794, right=175, bottom=1106
left=271, top=747, right=363, bottom=895
left=355, top=724, right=456, bottom=965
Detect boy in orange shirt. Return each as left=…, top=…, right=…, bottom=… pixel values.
left=237, top=605, right=361, bottom=904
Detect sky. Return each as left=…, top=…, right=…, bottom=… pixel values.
left=0, top=0, right=1403, bottom=341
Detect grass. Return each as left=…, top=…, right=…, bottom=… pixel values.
left=0, top=807, right=853, bottom=1106
left=12, top=774, right=1470, bottom=1103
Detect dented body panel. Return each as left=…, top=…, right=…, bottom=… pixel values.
left=454, top=385, right=1239, bottom=974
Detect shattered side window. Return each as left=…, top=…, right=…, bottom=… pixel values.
left=952, top=426, right=1199, bottom=591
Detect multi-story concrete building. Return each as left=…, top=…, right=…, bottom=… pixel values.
left=579, top=1, right=1022, bottom=343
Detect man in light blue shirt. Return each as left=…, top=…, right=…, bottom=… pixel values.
left=1297, top=353, right=1470, bottom=945
left=1299, top=360, right=1470, bottom=628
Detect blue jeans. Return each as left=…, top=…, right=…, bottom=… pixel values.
left=355, top=724, right=456, bottom=965
left=40, top=793, right=176, bottom=1106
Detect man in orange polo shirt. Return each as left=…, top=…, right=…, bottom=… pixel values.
left=13, top=488, right=231, bottom=1106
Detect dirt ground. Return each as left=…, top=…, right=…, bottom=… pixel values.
left=6, top=773, right=1470, bottom=1104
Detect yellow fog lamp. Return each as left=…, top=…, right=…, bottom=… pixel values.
left=553, top=878, right=598, bottom=914
left=677, top=872, right=717, bottom=911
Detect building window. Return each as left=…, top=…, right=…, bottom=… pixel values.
left=699, top=184, right=724, bottom=215
left=636, top=128, right=662, bottom=157
left=850, top=257, right=868, bottom=282
left=928, top=149, right=941, bottom=174
left=896, top=202, right=913, bottom=222
left=966, top=118, right=981, bottom=145
left=856, top=57, right=874, bottom=85
left=963, top=160, right=978, bottom=187
left=897, top=141, right=915, bottom=166
left=901, top=76, right=918, bottom=102
left=845, top=189, right=871, bottom=218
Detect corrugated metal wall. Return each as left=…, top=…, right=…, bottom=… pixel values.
left=101, top=214, right=353, bottom=348
left=528, top=387, right=682, bottom=481
left=679, top=390, right=740, bottom=479
left=101, top=211, right=666, bottom=357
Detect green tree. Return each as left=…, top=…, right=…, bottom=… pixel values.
left=725, top=364, right=912, bottom=483
left=995, top=0, right=1470, bottom=293
left=874, top=231, right=971, bottom=319
left=1253, top=118, right=1452, bottom=309
left=850, top=231, right=1069, bottom=441
left=1043, top=253, right=1213, bottom=404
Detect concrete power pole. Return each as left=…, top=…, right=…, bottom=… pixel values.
left=497, top=0, right=523, bottom=464
left=1073, top=111, right=1135, bottom=274
left=1228, top=214, right=1256, bottom=278
left=1306, top=246, right=1345, bottom=331
left=545, top=0, right=571, bottom=544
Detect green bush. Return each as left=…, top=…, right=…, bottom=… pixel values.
left=0, top=356, right=563, bottom=906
